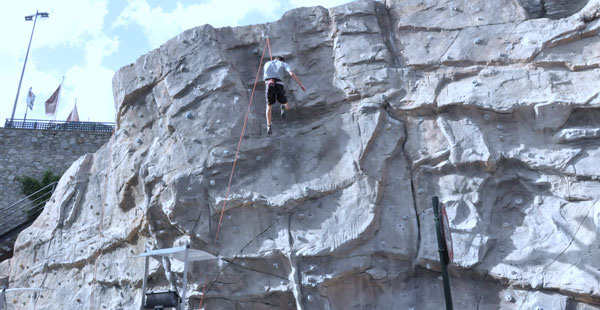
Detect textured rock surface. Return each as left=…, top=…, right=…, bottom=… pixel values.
left=6, top=0, right=600, bottom=309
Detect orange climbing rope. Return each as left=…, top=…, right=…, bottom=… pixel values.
left=214, top=37, right=272, bottom=241
left=201, top=37, right=273, bottom=309
left=267, top=37, right=273, bottom=62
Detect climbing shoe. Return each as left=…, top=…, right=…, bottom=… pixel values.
left=267, top=125, right=272, bottom=135
left=280, top=106, right=286, bottom=119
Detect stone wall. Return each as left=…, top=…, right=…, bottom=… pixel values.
left=0, top=128, right=112, bottom=210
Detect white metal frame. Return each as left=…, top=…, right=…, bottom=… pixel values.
left=138, top=244, right=217, bottom=310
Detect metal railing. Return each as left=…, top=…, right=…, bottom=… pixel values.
left=4, top=119, right=114, bottom=133
left=0, top=181, right=57, bottom=261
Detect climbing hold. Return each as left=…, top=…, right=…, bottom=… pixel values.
left=136, top=137, right=143, bottom=144
left=497, top=124, right=504, bottom=130
left=514, top=197, right=523, bottom=205
left=256, top=155, right=262, bottom=161
left=223, top=150, right=230, bottom=156
left=298, top=213, right=305, bottom=220
left=185, top=112, right=194, bottom=119
left=307, top=295, right=313, bottom=302
left=473, top=38, right=483, bottom=45
left=504, top=294, right=513, bottom=302
left=417, top=188, right=425, bottom=194
left=498, top=245, right=505, bottom=253
left=209, top=180, right=216, bottom=186
left=483, top=114, right=490, bottom=120
left=402, top=215, right=409, bottom=220
left=502, top=222, right=510, bottom=228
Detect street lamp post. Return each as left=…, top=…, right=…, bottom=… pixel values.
left=9, top=11, right=49, bottom=127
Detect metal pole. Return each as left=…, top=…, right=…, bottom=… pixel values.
left=181, top=244, right=189, bottom=310
left=0, top=288, right=5, bottom=310
left=432, top=196, right=453, bottom=310
left=10, top=11, right=40, bottom=125
left=141, top=247, right=149, bottom=310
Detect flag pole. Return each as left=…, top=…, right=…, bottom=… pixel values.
left=54, top=76, right=64, bottom=121
left=11, top=11, right=39, bottom=127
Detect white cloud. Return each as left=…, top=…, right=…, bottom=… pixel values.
left=114, top=0, right=283, bottom=48
left=60, top=64, right=116, bottom=122
left=288, top=0, right=352, bottom=9
left=84, top=33, right=120, bottom=65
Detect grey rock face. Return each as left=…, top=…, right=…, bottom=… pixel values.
left=6, top=0, right=600, bottom=309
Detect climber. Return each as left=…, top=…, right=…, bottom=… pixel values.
left=264, top=56, right=306, bottom=135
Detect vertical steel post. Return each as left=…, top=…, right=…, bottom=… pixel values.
left=141, top=247, right=149, bottom=310
left=433, top=196, right=453, bottom=310
left=0, top=288, right=5, bottom=310
left=11, top=12, right=40, bottom=125
left=181, top=245, right=189, bottom=310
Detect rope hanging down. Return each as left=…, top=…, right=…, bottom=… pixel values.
left=201, top=37, right=272, bottom=309
left=214, top=37, right=272, bottom=241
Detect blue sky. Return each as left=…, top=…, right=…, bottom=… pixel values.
left=0, top=0, right=349, bottom=125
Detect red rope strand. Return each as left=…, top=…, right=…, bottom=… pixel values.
left=202, top=36, right=271, bottom=310
left=214, top=38, right=268, bottom=241
left=266, top=37, right=273, bottom=61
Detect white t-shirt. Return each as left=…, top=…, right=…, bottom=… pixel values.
left=264, top=59, right=292, bottom=81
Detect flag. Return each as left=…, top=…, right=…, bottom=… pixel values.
left=26, top=87, right=35, bottom=110
left=45, top=85, right=60, bottom=115
left=67, top=103, right=79, bottom=122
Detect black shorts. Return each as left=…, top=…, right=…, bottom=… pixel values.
left=266, top=83, right=287, bottom=105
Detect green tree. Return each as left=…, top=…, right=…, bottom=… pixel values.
left=17, top=169, right=62, bottom=220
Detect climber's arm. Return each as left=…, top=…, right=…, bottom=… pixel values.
left=289, top=71, right=306, bottom=92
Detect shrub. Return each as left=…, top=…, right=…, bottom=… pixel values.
left=17, top=169, right=62, bottom=220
